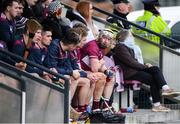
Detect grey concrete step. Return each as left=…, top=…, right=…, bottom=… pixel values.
left=165, top=120, right=180, bottom=124
left=125, top=109, right=180, bottom=124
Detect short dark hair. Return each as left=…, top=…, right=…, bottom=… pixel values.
left=62, top=28, right=81, bottom=45
left=42, top=25, right=52, bottom=34
left=2, top=0, right=20, bottom=12
left=144, top=3, right=160, bottom=16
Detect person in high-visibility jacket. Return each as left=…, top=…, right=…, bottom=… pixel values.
left=132, top=0, right=171, bottom=45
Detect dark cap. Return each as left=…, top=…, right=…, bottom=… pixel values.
left=142, top=0, right=160, bottom=6
left=112, top=0, right=129, bottom=4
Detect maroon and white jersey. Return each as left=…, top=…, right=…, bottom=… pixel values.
left=80, top=40, right=104, bottom=71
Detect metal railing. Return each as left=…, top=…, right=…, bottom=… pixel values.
left=0, top=48, right=70, bottom=123
left=0, top=66, right=26, bottom=123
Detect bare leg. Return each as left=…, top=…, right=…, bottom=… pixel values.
left=77, top=77, right=90, bottom=106
left=70, top=78, right=78, bottom=101
left=85, top=82, right=95, bottom=105
left=103, top=76, right=115, bottom=99
left=93, top=72, right=106, bottom=100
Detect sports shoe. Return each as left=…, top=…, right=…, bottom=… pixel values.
left=152, top=105, right=171, bottom=112
left=162, top=88, right=180, bottom=97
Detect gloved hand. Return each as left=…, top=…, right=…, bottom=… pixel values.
left=104, top=69, right=114, bottom=79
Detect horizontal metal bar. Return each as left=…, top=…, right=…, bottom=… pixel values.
left=0, top=49, right=69, bottom=81
left=0, top=61, right=66, bottom=93
left=0, top=66, right=24, bottom=83
left=134, top=33, right=180, bottom=56
left=0, top=82, right=21, bottom=95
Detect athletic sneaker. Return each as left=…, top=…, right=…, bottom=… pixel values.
left=162, top=88, right=180, bottom=97
left=152, top=105, right=171, bottom=112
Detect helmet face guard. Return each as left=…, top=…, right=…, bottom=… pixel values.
left=99, top=29, right=114, bottom=40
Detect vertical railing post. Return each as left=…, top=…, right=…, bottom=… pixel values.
left=159, top=36, right=164, bottom=71
left=21, top=79, right=26, bottom=124
left=64, top=78, right=70, bottom=123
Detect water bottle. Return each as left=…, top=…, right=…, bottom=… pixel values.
left=86, top=106, right=91, bottom=113
left=127, top=106, right=134, bottom=113
left=120, top=107, right=134, bottom=113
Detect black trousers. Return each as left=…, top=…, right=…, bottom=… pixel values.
left=126, top=66, right=167, bottom=103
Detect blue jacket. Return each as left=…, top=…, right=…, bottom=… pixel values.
left=11, top=35, right=26, bottom=63
left=26, top=43, right=47, bottom=75
left=0, top=13, right=16, bottom=51
left=44, top=39, right=75, bottom=75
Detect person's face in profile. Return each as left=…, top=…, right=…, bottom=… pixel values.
left=33, top=29, right=42, bottom=43
left=41, top=31, right=52, bottom=46
left=8, top=1, right=19, bottom=18
left=77, top=36, right=87, bottom=49
left=17, top=3, right=24, bottom=16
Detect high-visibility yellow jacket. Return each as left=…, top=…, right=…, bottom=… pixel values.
left=132, top=10, right=171, bottom=44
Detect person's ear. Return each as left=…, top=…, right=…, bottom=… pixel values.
left=7, top=6, right=11, bottom=11
left=128, top=4, right=133, bottom=12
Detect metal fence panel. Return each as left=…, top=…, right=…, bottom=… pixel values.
left=162, top=49, right=180, bottom=100
left=0, top=75, right=21, bottom=123
left=24, top=76, right=64, bottom=123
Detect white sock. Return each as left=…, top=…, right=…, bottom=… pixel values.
left=162, top=85, right=170, bottom=90
left=153, top=102, right=160, bottom=107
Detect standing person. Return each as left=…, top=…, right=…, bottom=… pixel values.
left=132, top=0, right=171, bottom=45
left=107, top=0, right=133, bottom=31
left=113, top=29, right=180, bottom=112
left=0, top=0, right=19, bottom=50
